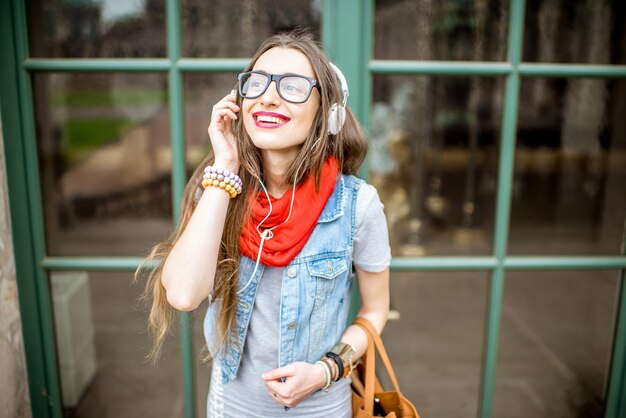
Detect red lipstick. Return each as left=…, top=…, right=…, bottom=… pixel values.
left=253, top=111, right=291, bottom=129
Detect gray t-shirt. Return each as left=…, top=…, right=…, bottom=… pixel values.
left=207, top=183, right=390, bottom=418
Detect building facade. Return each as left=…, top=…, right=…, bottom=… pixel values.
left=1, top=1, right=626, bottom=417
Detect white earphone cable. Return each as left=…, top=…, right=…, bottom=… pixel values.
left=238, top=136, right=322, bottom=295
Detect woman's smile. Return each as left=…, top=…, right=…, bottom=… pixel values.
left=253, top=111, right=291, bottom=129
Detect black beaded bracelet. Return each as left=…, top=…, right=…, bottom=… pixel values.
left=325, top=352, right=344, bottom=382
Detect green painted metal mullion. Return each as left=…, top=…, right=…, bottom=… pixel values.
left=606, top=268, right=626, bottom=418
left=41, top=257, right=148, bottom=271
left=479, top=40, right=523, bottom=418
left=321, top=0, right=371, bottom=128
left=322, top=0, right=335, bottom=45
left=479, top=1, right=525, bottom=417
left=369, top=60, right=513, bottom=75
left=14, top=1, right=62, bottom=418
left=178, top=58, right=248, bottom=71
left=1, top=1, right=59, bottom=417
left=519, top=63, right=626, bottom=78
left=23, top=59, right=170, bottom=72
left=359, top=0, right=374, bottom=179
left=369, top=61, right=626, bottom=78
left=503, top=257, right=626, bottom=269
left=11, top=0, right=64, bottom=416
left=166, top=0, right=195, bottom=417
left=331, top=0, right=372, bottom=179
left=38, top=255, right=626, bottom=272
left=23, top=58, right=250, bottom=73
left=605, top=223, right=626, bottom=417
left=34, top=256, right=493, bottom=272
left=23, top=59, right=626, bottom=80
left=321, top=0, right=338, bottom=60
left=322, top=0, right=372, bottom=322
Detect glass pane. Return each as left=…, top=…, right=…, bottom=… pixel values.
left=371, top=75, right=503, bottom=256
left=26, top=0, right=166, bottom=58
left=523, top=0, right=626, bottom=65
left=385, top=271, right=488, bottom=417
left=493, top=270, right=620, bottom=418
left=184, top=73, right=239, bottom=170
left=181, top=0, right=321, bottom=58
left=33, top=73, right=173, bottom=256
left=50, top=271, right=182, bottom=417
left=509, top=78, right=626, bottom=255
left=374, top=0, right=509, bottom=61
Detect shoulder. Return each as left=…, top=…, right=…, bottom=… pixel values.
left=338, top=175, right=385, bottom=230
left=340, top=174, right=381, bottom=207
left=340, top=174, right=379, bottom=199
left=356, top=182, right=380, bottom=208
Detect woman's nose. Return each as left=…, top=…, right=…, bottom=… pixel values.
left=259, top=80, right=281, bottom=106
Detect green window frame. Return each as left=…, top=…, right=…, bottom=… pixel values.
left=1, top=0, right=625, bottom=417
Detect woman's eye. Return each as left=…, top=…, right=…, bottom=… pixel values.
left=247, top=79, right=266, bottom=93
left=284, top=83, right=305, bottom=93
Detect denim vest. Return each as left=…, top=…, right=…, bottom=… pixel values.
left=203, top=174, right=363, bottom=384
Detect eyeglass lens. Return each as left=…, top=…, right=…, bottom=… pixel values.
left=240, top=72, right=312, bottom=103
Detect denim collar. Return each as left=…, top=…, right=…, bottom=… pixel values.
left=317, top=174, right=344, bottom=223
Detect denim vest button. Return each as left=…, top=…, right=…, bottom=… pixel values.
left=287, top=321, right=297, bottom=330
left=287, top=266, right=297, bottom=277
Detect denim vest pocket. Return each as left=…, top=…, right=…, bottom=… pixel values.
left=306, top=255, right=348, bottom=300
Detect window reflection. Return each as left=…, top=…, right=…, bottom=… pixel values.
left=510, top=78, right=626, bottom=255
left=33, top=73, right=172, bottom=256
left=181, top=0, right=321, bottom=58
left=26, top=0, right=166, bottom=58
left=374, top=0, right=509, bottom=61
left=184, top=73, right=239, bottom=170
left=371, top=75, right=503, bottom=256
left=50, top=271, right=182, bottom=417
left=384, top=271, right=488, bottom=417
left=523, top=0, right=626, bottom=65
left=493, top=270, right=619, bottom=418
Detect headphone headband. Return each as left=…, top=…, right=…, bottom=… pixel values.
left=327, top=62, right=349, bottom=135
left=329, top=62, right=349, bottom=107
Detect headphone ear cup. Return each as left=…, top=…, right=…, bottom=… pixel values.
left=328, top=103, right=346, bottom=135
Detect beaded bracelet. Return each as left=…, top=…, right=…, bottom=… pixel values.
left=314, top=360, right=332, bottom=393
left=201, top=166, right=242, bottom=198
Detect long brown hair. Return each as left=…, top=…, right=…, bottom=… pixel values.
left=135, top=28, right=368, bottom=361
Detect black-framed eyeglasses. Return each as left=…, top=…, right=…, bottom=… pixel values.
left=237, top=70, right=320, bottom=104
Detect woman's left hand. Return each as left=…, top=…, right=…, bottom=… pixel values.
left=262, top=362, right=327, bottom=408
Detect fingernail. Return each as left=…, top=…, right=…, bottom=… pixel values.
left=230, top=89, right=236, bottom=95
left=261, top=373, right=267, bottom=378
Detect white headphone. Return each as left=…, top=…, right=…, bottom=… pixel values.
left=327, top=62, right=349, bottom=135
left=235, top=63, right=349, bottom=295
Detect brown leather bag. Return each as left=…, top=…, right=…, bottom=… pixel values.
left=351, top=317, right=420, bottom=418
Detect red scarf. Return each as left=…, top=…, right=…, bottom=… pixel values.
left=240, top=157, right=339, bottom=267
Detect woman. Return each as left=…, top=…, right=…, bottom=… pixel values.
left=138, top=29, right=390, bottom=417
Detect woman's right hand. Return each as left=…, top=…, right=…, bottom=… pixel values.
left=207, top=90, right=240, bottom=169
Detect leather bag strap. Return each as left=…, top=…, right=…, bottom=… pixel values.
left=354, top=317, right=404, bottom=395
left=362, top=320, right=376, bottom=414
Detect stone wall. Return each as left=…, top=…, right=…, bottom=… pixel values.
left=0, top=115, right=31, bottom=416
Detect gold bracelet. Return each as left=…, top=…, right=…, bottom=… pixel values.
left=329, top=342, right=357, bottom=379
